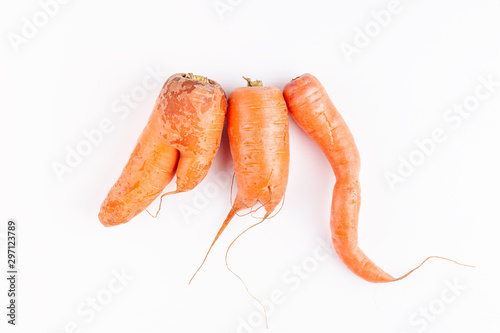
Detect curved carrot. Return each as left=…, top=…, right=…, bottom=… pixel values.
left=99, top=73, right=227, bottom=227
left=284, top=73, right=472, bottom=282
left=191, top=77, right=289, bottom=281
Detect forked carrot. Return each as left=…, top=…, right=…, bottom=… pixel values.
left=99, top=73, right=227, bottom=227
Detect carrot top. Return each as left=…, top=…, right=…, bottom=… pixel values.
left=243, top=76, right=263, bottom=87
left=184, top=73, right=213, bottom=84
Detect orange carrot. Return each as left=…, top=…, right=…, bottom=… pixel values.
left=99, top=73, right=227, bottom=227
left=190, top=77, right=289, bottom=281
left=284, top=73, right=473, bottom=282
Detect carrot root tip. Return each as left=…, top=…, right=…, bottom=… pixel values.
left=394, top=256, right=475, bottom=282
left=146, top=190, right=178, bottom=219
left=188, top=207, right=238, bottom=284
left=224, top=214, right=271, bottom=328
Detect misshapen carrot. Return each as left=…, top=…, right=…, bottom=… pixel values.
left=284, top=73, right=472, bottom=283
left=191, top=77, right=289, bottom=281
left=99, top=73, right=227, bottom=227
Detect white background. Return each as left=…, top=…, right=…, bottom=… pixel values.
left=1, top=0, right=500, bottom=332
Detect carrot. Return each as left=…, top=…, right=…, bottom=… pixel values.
left=99, top=73, right=227, bottom=227
left=283, top=73, right=473, bottom=282
left=190, top=77, right=289, bottom=281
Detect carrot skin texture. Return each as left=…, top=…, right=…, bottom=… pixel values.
left=99, top=73, right=227, bottom=227
left=191, top=83, right=290, bottom=280
left=98, top=131, right=178, bottom=227
left=228, top=86, right=289, bottom=214
left=283, top=73, right=394, bottom=283
left=150, top=75, right=227, bottom=191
